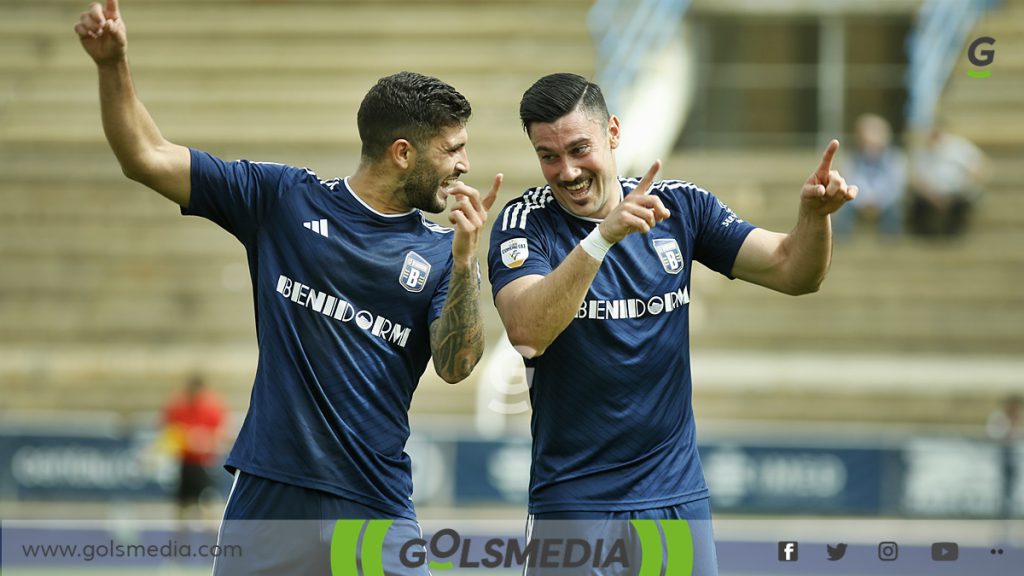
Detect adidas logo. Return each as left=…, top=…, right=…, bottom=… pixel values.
left=302, top=219, right=329, bottom=238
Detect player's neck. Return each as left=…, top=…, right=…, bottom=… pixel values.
left=348, top=166, right=411, bottom=215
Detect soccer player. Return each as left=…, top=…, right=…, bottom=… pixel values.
left=487, top=73, right=856, bottom=575
left=75, top=1, right=500, bottom=573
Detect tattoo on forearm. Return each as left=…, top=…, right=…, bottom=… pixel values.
left=431, top=259, right=484, bottom=381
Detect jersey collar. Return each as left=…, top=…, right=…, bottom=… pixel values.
left=342, top=177, right=418, bottom=221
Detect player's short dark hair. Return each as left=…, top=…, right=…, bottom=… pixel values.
left=519, top=73, right=609, bottom=134
left=357, top=71, right=472, bottom=160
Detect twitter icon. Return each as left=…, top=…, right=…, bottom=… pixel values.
left=827, top=543, right=848, bottom=561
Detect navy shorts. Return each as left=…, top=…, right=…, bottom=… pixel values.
left=526, top=498, right=719, bottom=576
left=211, top=471, right=428, bottom=576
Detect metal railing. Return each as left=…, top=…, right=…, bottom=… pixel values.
left=906, top=0, right=1000, bottom=131
left=587, top=0, right=691, bottom=111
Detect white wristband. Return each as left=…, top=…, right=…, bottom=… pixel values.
left=579, top=226, right=614, bottom=262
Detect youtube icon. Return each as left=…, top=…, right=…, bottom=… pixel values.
left=931, top=542, right=959, bottom=561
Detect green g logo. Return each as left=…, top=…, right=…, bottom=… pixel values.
left=967, top=36, right=996, bottom=78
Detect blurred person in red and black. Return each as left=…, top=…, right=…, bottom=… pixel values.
left=162, top=374, right=227, bottom=520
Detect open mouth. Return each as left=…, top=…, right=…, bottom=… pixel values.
left=563, top=178, right=592, bottom=200
left=441, top=177, right=459, bottom=192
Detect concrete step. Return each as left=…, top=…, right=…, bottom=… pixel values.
left=0, top=254, right=247, bottom=294
left=666, top=153, right=1024, bottom=192
left=0, top=181, right=548, bottom=231
left=13, top=34, right=594, bottom=73
left=0, top=101, right=531, bottom=146
left=0, top=290, right=255, bottom=343
left=0, top=341, right=477, bottom=416
left=0, top=219, right=239, bottom=258
left=7, top=69, right=540, bottom=106
left=6, top=249, right=1017, bottom=306
left=677, top=182, right=1022, bottom=231
left=26, top=0, right=594, bottom=7
left=691, top=351, right=1024, bottom=426
left=4, top=343, right=1017, bottom=424
left=0, top=144, right=544, bottom=188
left=691, top=294, right=1024, bottom=354
left=5, top=3, right=593, bottom=39
left=0, top=342, right=256, bottom=413
left=0, top=182, right=185, bottom=221
left=664, top=150, right=1024, bottom=230
left=943, top=80, right=1024, bottom=108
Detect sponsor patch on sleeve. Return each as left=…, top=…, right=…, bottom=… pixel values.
left=500, top=238, right=529, bottom=269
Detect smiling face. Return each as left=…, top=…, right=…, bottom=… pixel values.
left=401, top=124, right=470, bottom=213
left=528, top=108, right=621, bottom=220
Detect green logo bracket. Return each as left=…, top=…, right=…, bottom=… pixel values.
left=631, top=519, right=694, bottom=576
left=330, top=519, right=393, bottom=576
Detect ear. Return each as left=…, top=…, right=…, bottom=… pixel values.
left=389, top=139, right=416, bottom=170
left=607, top=115, right=621, bottom=149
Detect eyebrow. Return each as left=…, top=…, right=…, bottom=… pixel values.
left=535, top=137, right=590, bottom=153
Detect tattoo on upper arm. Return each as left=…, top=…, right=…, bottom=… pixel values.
left=430, top=259, right=484, bottom=381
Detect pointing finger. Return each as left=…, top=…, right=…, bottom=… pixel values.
left=106, top=0, right=120, bottom=18
left=816, top=139, right=839, bottom=177
left=482, top=173, right=502, bottom=211
left=628, top=159, right=661, bottom=196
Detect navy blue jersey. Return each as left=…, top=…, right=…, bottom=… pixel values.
left=488, top=177, right=756, bottom=513
left=184, top=149, right=454, bottom=519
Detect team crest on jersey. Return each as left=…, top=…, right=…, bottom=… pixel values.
left=653, top=238, right=684, bottom=274
left=500, top=238, right=529, bottom=268
left=399, top=251, right=431, bottom=293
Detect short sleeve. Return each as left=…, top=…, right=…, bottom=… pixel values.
left=487, top=194, right=554, bottom=298
left=183, top=148, right=294, bottom=246
left=428, top=252, right=456, bottom=325
left=687, top=184, right=757, bottom=278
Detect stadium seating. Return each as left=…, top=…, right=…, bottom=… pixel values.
left=1, top=0, right=1020, bottom=430
left=0, top=0, right=593, bottom=419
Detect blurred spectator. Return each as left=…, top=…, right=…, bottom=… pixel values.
left=835, top=113, right=907, bottom=240
left=987, top=395, right=1022, bottom=519
left=908, top=123, right=990, bottom=238
left=162, top=374, right=226, bottom=520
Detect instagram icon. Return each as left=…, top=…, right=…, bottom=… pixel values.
left=878, top=542, right=899, bottom=561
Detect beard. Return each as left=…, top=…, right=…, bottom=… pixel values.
left=400, top=160, right=450, bottom=214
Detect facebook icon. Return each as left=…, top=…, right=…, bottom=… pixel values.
left=779, top=541, right=799, bottom=561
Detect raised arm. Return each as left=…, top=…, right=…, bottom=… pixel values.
left=496, top=161, right=669, bottom=358
left=731, top=139, right=858, bottom=295
left=429, top=175, right=502, bottom=383
left=74, top=0, right=191, bottom=206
